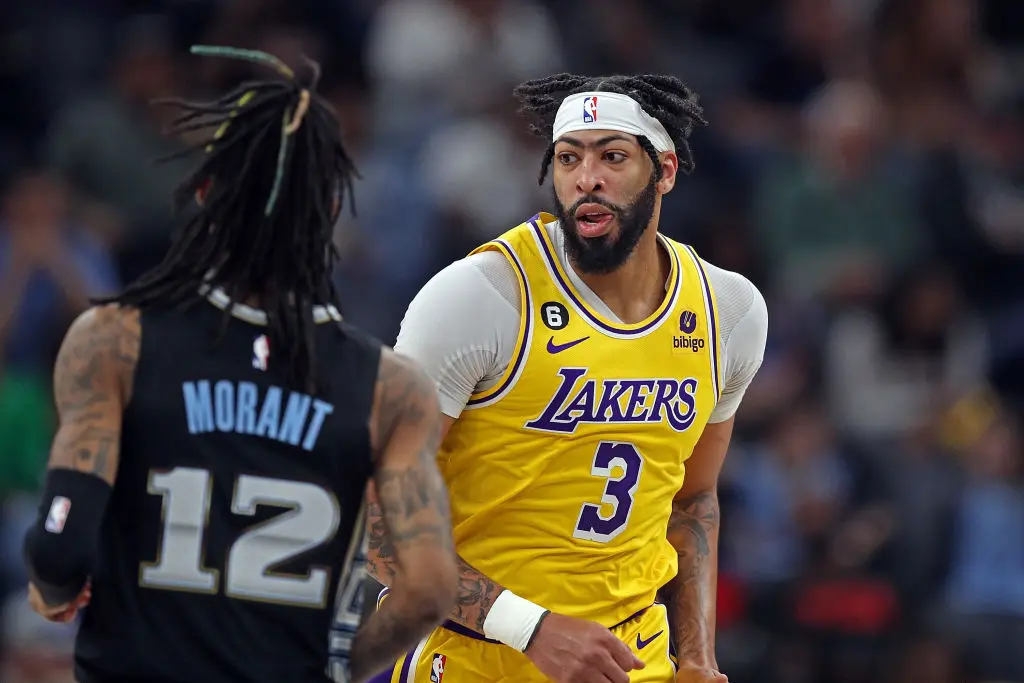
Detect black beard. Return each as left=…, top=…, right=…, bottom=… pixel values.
left=552, top=176, right=657, bottom=275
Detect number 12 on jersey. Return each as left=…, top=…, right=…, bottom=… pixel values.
left=573, top=442, right=644, bottom=543
left=139, top=467, right=342, bottom=608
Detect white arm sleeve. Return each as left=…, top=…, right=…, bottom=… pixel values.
left=394, top=250, right=521, bottom=419
left=702, top=262, right=769, bottom=423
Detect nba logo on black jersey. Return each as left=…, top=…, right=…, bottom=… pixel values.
left=44, top=496, right=71, bottom=534
left=583, top=96, right=597, bottom=123
left=430, top=653, right=447, bottom=682
left=252, top=334, right=270, bottom=371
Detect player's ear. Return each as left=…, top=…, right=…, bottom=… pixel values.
left=655, top=152, right=678, bottom=195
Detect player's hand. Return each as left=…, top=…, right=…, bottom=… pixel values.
left=27, top=580, right=92, bottom=623
left=524, top=612, right=644, bottom=683
left=675, top=661, right=728, bottom=683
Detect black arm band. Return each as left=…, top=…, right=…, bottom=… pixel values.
left=23, top=468, right=112, bottom=605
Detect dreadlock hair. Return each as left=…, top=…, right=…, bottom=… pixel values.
left=96, top=45, right=359, bottom=394
left=512, top=73, right=708, bottom=185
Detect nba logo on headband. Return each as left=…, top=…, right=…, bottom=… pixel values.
left=554, top=91, right=675, bottom=153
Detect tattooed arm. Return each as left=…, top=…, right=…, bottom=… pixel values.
left=662, top=418, right=734, bottom=680
left=366, top=413, right=505, bottom=633
left=349, top=349, right=457, bottom=682
left=23, top=305, right=140, bottom=614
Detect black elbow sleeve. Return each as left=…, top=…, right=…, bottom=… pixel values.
left=23, top=469, right=112, bottom=605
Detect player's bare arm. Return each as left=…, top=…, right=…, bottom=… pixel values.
left=23, top=304, right=140, bottom=619
left=663, top=418, right=733, bottom=683
left=350, top=349, right=458, bottom=682
left=367, top=413, right=507, bottom=633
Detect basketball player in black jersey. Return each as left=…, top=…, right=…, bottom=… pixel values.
left=21, top=46, right=457, bottom=683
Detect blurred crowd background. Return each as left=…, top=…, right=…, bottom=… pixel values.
left=2, top=1, right=1023, bottom=682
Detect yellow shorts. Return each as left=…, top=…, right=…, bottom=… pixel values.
left=373, top=600, right=675, bottom=683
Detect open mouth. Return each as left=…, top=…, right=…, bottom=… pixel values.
left=574, top=203, right=615, bottom=238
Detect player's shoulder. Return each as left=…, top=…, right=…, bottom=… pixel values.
left=56, top=304, right=142, bottom=401
left=695, top=258, right=766, bottom=325
left=61, top=303, right=142, bottom=365
left=408, top=248, right=521, bottom=314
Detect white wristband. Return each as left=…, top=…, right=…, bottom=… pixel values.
left=482, top=590, right=549, bottom=652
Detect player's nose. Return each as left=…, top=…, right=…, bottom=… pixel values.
left=574, top=160, right=604, bottom=194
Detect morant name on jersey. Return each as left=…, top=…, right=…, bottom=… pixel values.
left=182, top=380, right=334, bottom=451
left=524, top=367, right=699, bottom=435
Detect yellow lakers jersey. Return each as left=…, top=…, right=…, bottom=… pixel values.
left=441, top=212, right=723, bottom=627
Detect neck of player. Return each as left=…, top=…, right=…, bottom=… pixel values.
left=572, top=212, right=670, bottom=325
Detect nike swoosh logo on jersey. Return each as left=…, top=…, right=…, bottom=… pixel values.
left=546, top=336, right=590, bottom=354
left=636, top=630, right=664, bottom=650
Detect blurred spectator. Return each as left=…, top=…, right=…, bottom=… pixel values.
left=365, top=0, right=563, bottom=123
left=918, top=92, right=1024, bottom=406
left=0, top=169, right=118, bottom=375
left=754, top=79, right=925, bottom=304
left=723, top=0, right=858, bottom=157
left=937, top=414, right=1024, bottom=681
left=45, top=14, right=191, bottom=283
left=418, top=112, right=547, bottom=244
left=824, top=263, right=988, bottom=443
left=723, top=401, right=853, bottom=590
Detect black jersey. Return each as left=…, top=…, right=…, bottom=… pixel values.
left=74, top=298, right=380, bottom=683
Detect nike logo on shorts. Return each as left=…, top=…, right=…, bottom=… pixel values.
left=636, top=630, right=664, bottom=650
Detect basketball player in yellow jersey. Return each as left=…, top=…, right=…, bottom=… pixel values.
left=365, top=73, right=767, bottom=683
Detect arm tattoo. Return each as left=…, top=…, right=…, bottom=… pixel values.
left=663, top=489, right=720, bottom=666
left=349, top=594, right=437, bottom=681
left=364, top=351, right=504, bottom=634
left=48, top=306, right=140, bottom=484
left=365, top=493, right=399, bottom=583
left=352, top=351, right=456, bottom=676
left=367, top=499, right=503, bottom=633
left=368, top=353, right=452, bottom=555
left=452, top=555, right=504, bottom=632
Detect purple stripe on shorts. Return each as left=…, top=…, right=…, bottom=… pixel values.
left=441, top=619, right=501, bottom=644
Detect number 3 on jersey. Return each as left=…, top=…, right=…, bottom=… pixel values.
left=139, top=467, right=341, bottom=608
left=573, top=442, right=644, bottom=543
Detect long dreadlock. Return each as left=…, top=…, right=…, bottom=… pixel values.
left=96, top=45, right=359, bottom=394
left=512, top=73, right=707, bottom=185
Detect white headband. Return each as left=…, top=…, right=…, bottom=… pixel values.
left=552, top=91, right=675, bottom=153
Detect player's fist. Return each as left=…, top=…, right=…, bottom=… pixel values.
left=27, top=580, right=91, bottom=623
left=675, top=661, right=728, bottom=683
left=524, top=612, right=645, bottom=683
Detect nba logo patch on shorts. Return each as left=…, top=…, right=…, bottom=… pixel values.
left=45, top=496, right=72, bottom=534
left=430, top=653, right=447, bottom=682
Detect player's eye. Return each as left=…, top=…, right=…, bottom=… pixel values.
left=556, top=152, right=578, bottom=165
left=604, top=151, right=627, bottom=163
